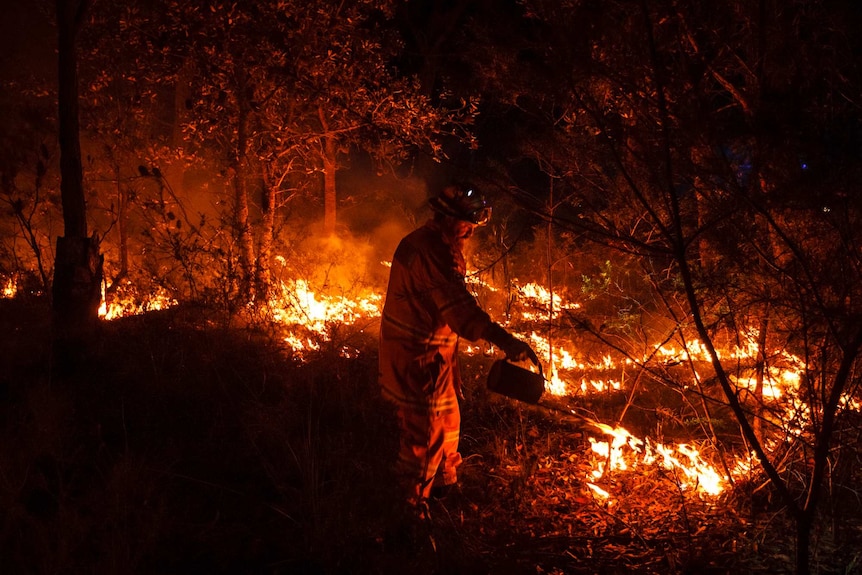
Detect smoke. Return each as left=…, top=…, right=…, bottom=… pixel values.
left=292, top=172, right=433, bottom=293
left=292, top=229, right=387, bottom=294
left=286, top=188, right=423, bottom=294
left=92, top=161, right=448, bottom=304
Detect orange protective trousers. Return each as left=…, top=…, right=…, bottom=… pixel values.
left=396, top=404, right=463, bottom=504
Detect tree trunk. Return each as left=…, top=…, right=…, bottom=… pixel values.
left=53, top=0, right=102, bottom=374
left=57, top=0, right=87, bottom=239
left=257, top=181, right=275, bottom=296
left=318, top=106, right=338, bottom=235
left=161, top=57, right=193, bottom=215
left=106, top=162, right=128, bottom=294
left=52, top=236, right=103, bottom=372
left=546, top=179, right=555, bottom=371
left=232, top=91, right=256, bottom=300
left=322, top=137, right=337, bottom=236
left=752, top=314, right=769, bottom=443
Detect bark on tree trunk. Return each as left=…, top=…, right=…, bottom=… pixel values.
left=53, top=0, right=102, bottom=373
left=52, top=235, right=103, bottom=371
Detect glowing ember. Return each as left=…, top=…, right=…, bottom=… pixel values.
left=462, top=343, right=485, bottom=355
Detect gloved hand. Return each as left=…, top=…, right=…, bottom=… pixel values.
left=484, top=323, right=540, bottom=366
left=501, top=336, right=539, bottom=366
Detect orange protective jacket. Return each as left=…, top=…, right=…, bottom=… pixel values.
left=379, top=220, right=512, bottom=413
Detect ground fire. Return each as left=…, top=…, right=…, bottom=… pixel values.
left=45, top=261, right=824, bottom=506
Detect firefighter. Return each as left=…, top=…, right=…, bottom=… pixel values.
left=379, top=182, right=538, bottom=517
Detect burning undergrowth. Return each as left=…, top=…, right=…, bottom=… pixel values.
left=262, top=231, right=388, bottom=358
left=79, top=236, right=839, bottom=508
left=1, top=290, right=859, bottom=574
left=4, top=216, right=861, bottom=573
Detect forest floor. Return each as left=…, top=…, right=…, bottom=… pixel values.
left=1, top=298, right=860, bottom=574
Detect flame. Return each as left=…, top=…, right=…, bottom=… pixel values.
left=648, top=442, right=724, bottom=496
left=99, top=283, right=177, bottom=320
left=518, top=282, right=581, bottom=319
left=90, top=267, right=829, bottom=503
left=262, top=268, right=813, bottom=501
left=269, top=278, right=382, bottom=356
left=2, top=277, right=16, bottom=298
left=586, top=482, right=610, bottom=499
left=589, top=422, right=643, bottom=477
left=271, top=278, right=381, bottom=331
left=521, top=330, right=624, bottom=396
left=587, top=421, right=729, bottom=496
